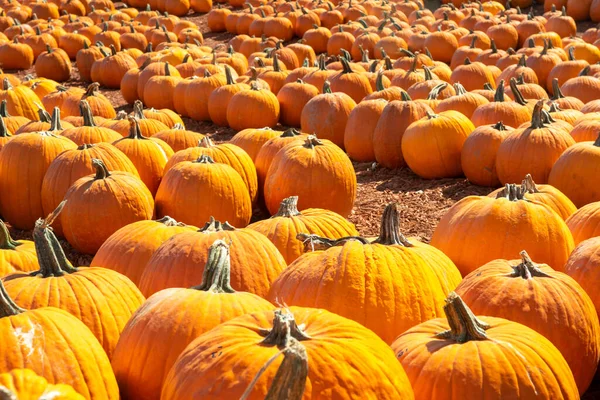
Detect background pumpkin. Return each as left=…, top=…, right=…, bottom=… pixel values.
left=0, top=220, right=37, bottom=278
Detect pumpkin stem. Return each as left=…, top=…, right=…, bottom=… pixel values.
left=490, top=39, right=497, bottom=53
left=0, top=100, right=11, bottom=118
left=92, top=158, right=111, bottom=180
left=191, top=240, right=236, bottom=293
left=37, top=108, right=52, bottom=123
left=508, top=78, right=527, bottom=106
left=296, top=232, right=369, bottom=251
left=199, top=217, right=236, bottom=233
left=453, top=82, right=467, bottom=96
left=303, top=134, right=323, bottom=149
left=322, top=80, right=332, bottom=94
left=529, top=99, right=545, bottom=129
left=260, top=309, right=311, bottom=345
left=594, top=132, right=600, bottom=148
left=375, top=71, right=386, bottom=92
left=435, top=292, right=490, bottom=343
left=567, top=46, right=575, bottom=61
left=2, top=78, right=12, bottom=90
left=373, top=203, right=412, bottom=247
left=133, top=100, right=146, bottom=119
left=155, top=216, right=186, bottom=227
left=493, top=80, right=505, bottom=102
left=83, top=82, right=100, bottom=98
left=521, top=174, right=539, bottom=193
left=493, top=121, right=506, bottom=131
left=579, top=66, right=591, bottom=77
left=79, top=100, right=96, bottom=127
left=281, top=127, right=301, bottom=139
left=0, top=116, right=9, bottom=139
left=510, top=250, right=553, bottom=279
left=422, top=65, right=433, bottom=80
left=194, top=154, right=215, bottom=164
left=0, top=279, right=24, bottom=318
left=273, top=196, right=302, bottom=218
left=340, top=57, right=354, bottom=74
left=496, top=183, right=526, bottom=201
left=49, top=107, right=63, bottom=132
left=551, top=78, right=564, bottom=100
left=126, top=116, right=147, bottom=140
left=32, top=202, right=78, bottom=278
left=427, top=83, right=447, bottom=100
left=0, top=220, right=20, bottom=251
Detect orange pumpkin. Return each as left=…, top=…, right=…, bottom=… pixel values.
left=565, top=202, right=600, bottom=245
left=153, top=123, right=205, bottom=152
left=0, top=220, right=37, bottom=278
left=343, top=98, right=388, bottom=162
left=276, top=79, right=319, bottom=127
left=60, top=100, right=122, bottom=145
left=0, top=369, right=85, bottom=400
left=226, top=82, right=280, bottom=130
left=471, top=80, right=531, bottom=127
left=0, top=78, right=41, bottom=120
left=565, top=237, right=600, bottom=321
left=111, top=240, right=274, bottom=400
left=207, top=65, right=249, bottom=126
left=229, top=127, right=280, bottom=162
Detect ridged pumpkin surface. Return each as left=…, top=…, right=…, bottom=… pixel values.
left=0, top=368, right=85, bottom=399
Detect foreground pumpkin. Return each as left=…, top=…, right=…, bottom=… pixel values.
left=3, top=208, right=145, bottom=359
left=270, top=202, right=461, bottom=343
left=0, top=277, right=119, bottom=399
left=455, top=251, right=600, bottom=393
left=161, top=307, right=415, bottom=399
left=247, top=196, right=358, bottom=264
left=61, top=159, right=154, bottom=254
left=488, top=174, right=576, bottom=220
left=0, top=221, right=37, bottom=278
left=138, top=218, right=286, bottom=298
left=431, top=184, right=574, bottom=276
left=264, top=135, right=356, bottom=218
left=0, top=369, right=84, bottom=400
left=0, top=127, right=76, bottom=230
left=111, top=240, right=274, bottom=400
left=391, top=292, right=578, bottom=400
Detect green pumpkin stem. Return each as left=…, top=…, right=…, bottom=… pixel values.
left=273, top=196, right=302, bottom=218
left=0, top=279, right=24, bottom=318
left=373, top=203, right=413, bottom=247
left=435, top=292, right=490, bottom=343
left=508, top=78, right=528, bottom=106
left=0, top=100, right=11, bottom=117
left=194, top=154, right=215, bottom=164
left=92, top=158, right=111, bottom=180
left=510, top=250, right=552, bottom=279
left=0, top=220, right=20, bottom=250
left=126, top=116, right=147, bottom=140
left=493, top=121, right=507, bottom=131
left=32, top=201, right=78, bottom=278
left=0, top=116, right=9, bottom=139
left=191, top=240, right=235, bottom=293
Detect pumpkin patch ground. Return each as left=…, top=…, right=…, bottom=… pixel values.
left=4, top=0, right=600, bottom=398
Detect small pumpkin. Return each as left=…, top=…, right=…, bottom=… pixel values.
left=471, top=80, right=531, bottom=128
left=60, top=100, right=122, bottom=145
left=343, top=98, right=388, bottom=162
left=226, top=81, right=280, bottom=130
left=277, top=79, right=319, bottom=127
left=0, top=369, right=85, bottom=400
left=207, top=65, right=249, bottom=126
left=0, top=220, right=37, bottom=278
left=0, top=78, right=41, bottom=120
left=228, top=127, right=280, bottom=162
left=144, top=61, right=182, bottom=110
left=153, top=123, right=205, bottom=152
left=61, top=82, right=116, bottom=119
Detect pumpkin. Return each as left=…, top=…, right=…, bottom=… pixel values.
left=0, top=39, right=34, bottom=70
left=111, top=240, right=274, bottom=400
left=0, top=128, right=76, bottom=230
left=495, top=100, right=575, bottom=184
left=35, top=45, right=71, bottom=82
left=3, top=209, right=145, bottom=359
left=547, top=47, right=589, bottom=92
left=549, top=133, right=600, bottom=208
left=303, top=55, right=336, bottom=91
left=548, top=79, right=585, bottom=111
left=60, top=100, right=122, bottom=145
left=391, top=292, right=578, bottom=400
left=143, top=62, right=182, bottom=110
left=153, top=123, right=205, bottom=152
left=407, top=67, right=455, bottom=101
left=0, top=220, right=37, bottom=278
left=344, top=98, right=387, bottom=162
left=112, top=117, right=173, bottom=196
left=300, top=81, right=357, bottom=149
left=0, top=279, right=119, bottom=399
left=61, top=83, right=116, bottom=119
left=161, top=307, right=415, bottom=399
left=137, top=61, right=179, bottom=102
left=91, top=45, right=138, bottom=89
left=226, top=82, right=280, bottom=130
left=108, top=101, right=169, bottom=137
left=269, top=202, right=461, bottom=344
left=402, top=110, right=474, bottom=179
left=487, top=174, right=576, bottom=220
left=0, top=100, right=29, bottom=133
left=371, top=92, right=432, bottom=169
left=257, top=53, right=289, bottom=95
left=435, top=82, right=489, bottom=119
left=143, top=107, right=183, bottom=128
left=0, top=115, right=10, bottom=152
left=455, top=250, right=600, bottom=393
left=164, top=136, right=257, bottom=204
left=565, top=237, right=600, bottom=320
left=565, top=202, right=600, bottom=245
left=41, top=142, right=139, bottom=237
left=156, top=155, right=252, bottom=228
left=229, top=127, right=280, bottom=162
left=138, top=218, right=286, bottom=298
left=364, top=69, right=406, bottom=101
left=431, top=184, right=574, bottom=276
left=207, top=66, right=249, bottom=126
left=561, top=66, right=600, bottom=104
left=329, top=57, right=372, bottom=103
left=76, top=42, right=105, bottom=82
left=424, top=29, right=458, bottom=64
left=16, top=106, right=74, bottom=135
left=277, top=79, right=318, bottom=128
left=0, top=369, right=84, bottom=400
left=60, top=159, right=154, bottom=254
left=450, top=58, right=496, bottom=92
left=42, top=86, right=84, bottom=113
left=0, top=79, right=41, bottom=120
left=120, top=59, right=147, bottom=105
left=471, top=80, right=531, bottom=127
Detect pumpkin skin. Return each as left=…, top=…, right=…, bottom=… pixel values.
left=264, top=136, right=357, bottom=218
left=156, top=155, right=252, bottom=229
left=153, top=124, right=205, bottom=152
left=549, top=135, right=600, bottom=208
left=0, top=368, right=85, bottom=400
left=0, top=221, right=37, bottom=278
left=0, top=79, right=40, bottom=120
left=60, top=159, right=154, bottom=254
left=226, top=83, right=280, bottom=130
left=3, top=214, right=145, bottom=360
left=269, top=203, right=461, bottom=344
left=565, top=202, right=600, bottom=245
left=112, top=117, right=174, bottom=196
left=61, top=83, right=116, bottom=119
left=391, top=292, right=579, bottom=400
left=372, top=92, right=432, bottom=169
left=343, top=98, right=387, bottom=162
left=455, top=251, right=600, bottom=393
left=402, top=110, right=475, bottom=179
left=496, top=100, right=576, bottom=185
left=431, top=184, right=575, bottom=276
left=229, top=127, right=280, bottom=162
left=0, top=100, right=28, bottom=137
left=164, top=137, right=258, bottom=204
left=300, top=82, right=356, bottom=149
left=0, top=131, right=77, bottom=230
left=111, top=240, right=274, bottom=400
left=41, top=142, right=139, bottom=237
left=248, top=196, right=358, bottom=264
left=161, top=307, right=415, bottom=400
left=0, top=280, right=119, bottom=399
left=60, top=100, right=122, bottom=145
left=277, top=79, right=319, bottom=127
left=139, top=219, right=285, bottom=298
left=471, top=80, right=532, bottom=128
left=565, top=237, right=600, bottom=320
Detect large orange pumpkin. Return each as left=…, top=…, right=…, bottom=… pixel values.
left=0, top=280, right=119, bottom=399
left=161, top=307, right=415, bottom=399
left=226, top=82, right=280, bottom=130
left=565, top=237, right=600, bottom=321
left=60, top=159, right=154, bottom=254
left=264, top=135, right=357, bottom=217
left=3, top=210, right=145, bottom=359
left=138, top=218, right=286, bottom=298
left=269, top=203, right=461, bottom=344
left=565, top=201, right=600, bottom=245
left=0, top=220, right=37, bottom=278
left=0, top=369, right=84, bottom=399
left=431, top=184, right=575, bottom=276
left=111, top=240, right=274, bottom=400
left=391, top=292, right=578, bottom=400
left=455, top=251, right=600, bottom=393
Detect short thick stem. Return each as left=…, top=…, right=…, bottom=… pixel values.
left=510, top=250, right=552, bottom=279
left=192, top=240, right=235, bottom=293
left=373, top=203, right=412, bottom=247
left=273, top=196, right=302, bottom=218
left=435, top=292, right=489, bottom=343
left=92, top=158, right=111, bottom=180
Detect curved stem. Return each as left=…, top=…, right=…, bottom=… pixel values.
left=79, top=100, right=96, bottom=127
left=0, top=116, right=9, bottom=139
left=435, top=292, right=490, bottom=343
left=0, top=280, right=24, bottom=318
left=37, top=108, right=52, bottom=123
left=551, top=78, right=564, bottom=100
left=508, top=78, right=527, bottom=106
left=529, top=99, right=545, bottom=129
left=92, top=158, right=111, bottom=180
left=0, top=220, right=20, bottom=250
left=127, top=116, right=147, bottom=140
left=373, top=203, right=412, bottom=247
left=0, top=100, right=11, bottom=118
left=191, top=240, right=235, bottom=293
left=83, top=82, right=100, bottom=98
left=495, top=183, right=526, bottom=201
left=510, top=250, right=552, bottom=279
left=272, top=196, right=302, bottom=218
left=133, top=100, right=146, bottom=119
left=296, top=233, right=369, bottom=252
